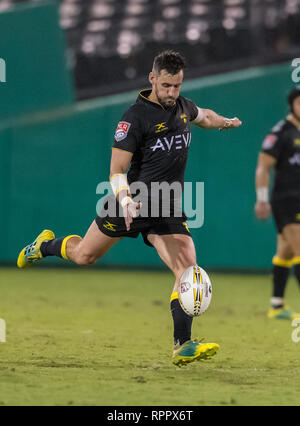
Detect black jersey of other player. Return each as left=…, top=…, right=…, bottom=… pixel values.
left=262, top=119, right=300, bottom=200
left=113, top=89, right=198, bottom=190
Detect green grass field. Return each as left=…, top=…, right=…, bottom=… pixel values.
left=0, top=266, right=300, bottom=406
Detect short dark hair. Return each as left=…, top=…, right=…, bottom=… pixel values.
left=288, top=86, right=300, bottom=112
left=153, top=50, right=186, bottom=75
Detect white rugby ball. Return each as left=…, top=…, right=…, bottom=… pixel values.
left=178, top=265, right=212, bottom=317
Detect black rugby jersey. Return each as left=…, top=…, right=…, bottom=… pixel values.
left=113, top=89, right=198, bottom=189
left=262, top=119, right=300, bottom=199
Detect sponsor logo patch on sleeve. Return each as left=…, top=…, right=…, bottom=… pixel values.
left=262, top=134, right=278, bottom=150
left=115, top=121, right=131, bottom=142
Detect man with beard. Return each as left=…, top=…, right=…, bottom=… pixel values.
left=18, top=50, right=242, bottom=365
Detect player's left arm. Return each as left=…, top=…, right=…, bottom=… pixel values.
left=192, top=107, right=242, bottom=131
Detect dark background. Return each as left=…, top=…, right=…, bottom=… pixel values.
left=2, top=0, right=300, bottom=99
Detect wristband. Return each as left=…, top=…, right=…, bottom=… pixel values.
left=121, top=196, right=134, bottom=208
left=110, top=173, right=130, bottom=197
left=256, top=187, right=269, bottom=202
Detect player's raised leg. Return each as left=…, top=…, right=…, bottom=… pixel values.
left=17, top=221, right=121, bottom=268
left=63, top=221, right=122, bottom=265
left=147, top=233, right=219, bottom=366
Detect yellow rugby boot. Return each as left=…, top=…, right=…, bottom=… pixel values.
left=17, top=230, right=55, bottom=269
left=268, top=307, right=300, bottom=320
left=172, top=339, right=220, bottom=367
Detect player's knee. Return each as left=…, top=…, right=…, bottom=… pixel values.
left=276, top=250, right=294, bottom=261
left=175, top=259, right=197, bottom=281
left=75, top=252, right=98, bottom=266
left=277, top=243, right=294, bottom=260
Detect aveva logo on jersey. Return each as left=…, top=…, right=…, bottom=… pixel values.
left=289, top=153, right=300, bottom=166
left=150, top=132, right=192, bottom=152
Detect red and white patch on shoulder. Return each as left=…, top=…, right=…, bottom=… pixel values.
left=262, top=134, right=278, bottom=150
left=115, top=121, right=131, bottom=142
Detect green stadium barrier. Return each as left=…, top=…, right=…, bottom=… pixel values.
left=0, top=1, right=74, bottom=121
left=0, top=62, right=295, bottom=269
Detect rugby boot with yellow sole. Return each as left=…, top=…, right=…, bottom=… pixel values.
left=268, top=307, right=300, bottom=320
left=172, top=339, right=220, bottom=367
left=17, top=230, right=55, bottom=269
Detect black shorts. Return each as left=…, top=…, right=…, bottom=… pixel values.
left=95, top=210, right=191, bottom=248
left=271, top=196, right=300, bottom=234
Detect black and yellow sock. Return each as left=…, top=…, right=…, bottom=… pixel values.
left=294, top=257, right=300, bottom=287
left=170, top=292, right=193, bottom=347
left=271, top=256, right=293, bottom=308
left=40, top=235, right=80, bottom=260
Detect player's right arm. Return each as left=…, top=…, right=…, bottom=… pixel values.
left=110, top=108, right=144, bottom=231
left=110, top=149, right=142, bottom=231
left=255, top=122, right=285, bottom=220
left=109, top=147, right=133, bottom=205
left=255, top=152, right=276, bottom=220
